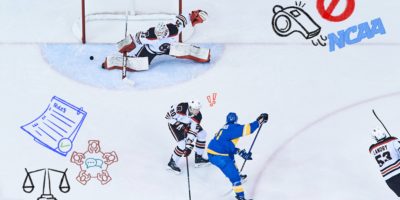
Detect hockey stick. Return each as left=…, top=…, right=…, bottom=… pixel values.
left=185, top=155, right=192, bottom=200
left=183, top=130, right=192, bottom=200
left=122, top=9, right=128, bottom=80
left=240, top=123, right=264, bottom=173
left=372, top=109, right=392, bottom=137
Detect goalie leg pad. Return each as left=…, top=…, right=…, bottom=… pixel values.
left=169, top=43, right=211, bottom=63
left=102, top=56, right=149, bottom=71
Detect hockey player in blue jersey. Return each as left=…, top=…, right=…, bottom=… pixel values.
left=207, top=112, right=268, bottom=200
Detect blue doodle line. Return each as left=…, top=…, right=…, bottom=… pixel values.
left=46, top=119, right=67, bottom=133
left=50, top=113, right=72, bottom=127
left=53, top=109, right=76, bottom=124
left=38, top=126, right=57, bottom=142
left=43, top=121, right=64, bottom=138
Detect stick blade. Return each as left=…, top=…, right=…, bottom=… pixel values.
left=122, top=77, right=135, bottom=86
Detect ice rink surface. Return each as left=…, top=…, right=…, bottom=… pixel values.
left=41, top=43, right=223, bottom=89
left=1, top=0, right=400, bottom=199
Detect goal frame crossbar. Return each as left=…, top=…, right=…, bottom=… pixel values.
left=80, top=0, right=182, bottom=44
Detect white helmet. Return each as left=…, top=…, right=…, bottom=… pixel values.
left=188, top=100, right=201, bottom=114
left=155, top=22, right=169, bottom=39
left=372, top=127, right=388, bottom=141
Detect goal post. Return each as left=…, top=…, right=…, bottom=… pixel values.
left=77, top=0, right=185, bottom=44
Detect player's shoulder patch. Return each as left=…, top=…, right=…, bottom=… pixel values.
left=145, top=27, right=157, bottom=40
left=369, top=144, right=376, bottom=153
left=166, top=23, right=179, bottom=37
left=177, top=102, right=189, bottom=115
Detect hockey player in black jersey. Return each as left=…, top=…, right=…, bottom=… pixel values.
left=102, top=10, right=210, bottom=72
left=165, top=100, right=209, bottom=173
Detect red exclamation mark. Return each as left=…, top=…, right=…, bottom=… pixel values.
left=212, top=93, right=217, bottom=106
left=207, top=93, right=218, bottom=107
left=207, top=95, right=213, bottom=107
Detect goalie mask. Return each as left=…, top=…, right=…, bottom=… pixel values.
left=155, top=22, right=169, bottom=39
left=190, top=10, right=208, bottom=26
left=188, top=100, right=201, bottom=116
left=372, top=127, right=388, bottom=142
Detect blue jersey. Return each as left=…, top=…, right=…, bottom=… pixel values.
left=207, top=121, right=259, bottom=156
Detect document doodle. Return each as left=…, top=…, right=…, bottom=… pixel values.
left=21, top=96, right=87, bottom=156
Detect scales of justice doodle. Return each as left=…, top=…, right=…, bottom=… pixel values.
left=23, top=168, right=70, bottom=200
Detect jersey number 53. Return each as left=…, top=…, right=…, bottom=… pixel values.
left=375, top=151, right=392, bottom=167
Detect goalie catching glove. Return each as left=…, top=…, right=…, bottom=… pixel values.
left=190, top=10, right=208, bottom=27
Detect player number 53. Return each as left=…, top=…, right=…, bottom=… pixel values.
left=375, top=151, right=392, bottom=167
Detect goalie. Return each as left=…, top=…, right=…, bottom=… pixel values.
left=102, top=10, right=210, bottom=72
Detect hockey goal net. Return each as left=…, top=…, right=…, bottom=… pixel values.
left=74, top=0, right=195, bottom=43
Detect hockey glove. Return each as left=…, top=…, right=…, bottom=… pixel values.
left=257, top=113, right=268, bottom=124
left=195, top=124, right=203, bottom=132
left=237, top=149, right=253, bottom=160
left=183, top=143, right=194, bottom=157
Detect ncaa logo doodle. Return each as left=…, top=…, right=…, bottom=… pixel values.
left=328, top=18, right=386, bottom=52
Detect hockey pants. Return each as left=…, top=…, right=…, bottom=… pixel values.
left=208, top=154, right=244, bottom=198
left=386, top=173, right=400, bottom=197
left=169, top=123, right=207, bottom=163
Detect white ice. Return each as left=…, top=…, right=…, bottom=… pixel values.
left=0, top=0, right=400, bottom=200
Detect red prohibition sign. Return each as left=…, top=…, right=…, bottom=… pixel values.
left=317, top=0, right=355, bottom=22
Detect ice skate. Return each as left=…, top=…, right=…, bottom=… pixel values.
left=167, top=157, right=181, bottom=174
left=194, top=153, right=210, bottom=168
left=236, top=195, right=253, bottom=200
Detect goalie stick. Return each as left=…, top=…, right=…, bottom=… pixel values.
left=122, top=10, right=128, bottom=80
